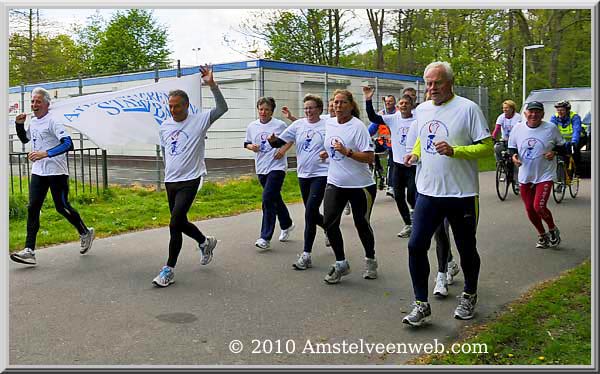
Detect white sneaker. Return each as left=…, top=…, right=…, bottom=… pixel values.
left=10, top=248, right=36, bottom=266
left=80, top=227, right=95, bottom=254
left=447, top=260, right=460, bottom=285
left=433, top=272, right=449, bottom=297
left=397, top=225, right=412, bottom=238
left=343, top=203, right=351, bottom=215
left=255, top=238, right=270, bottom=250
left=278, top=223, right=295, bottom=242
left=292, top=253, right=312, bottom=270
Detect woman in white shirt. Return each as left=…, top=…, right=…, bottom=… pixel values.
left=269, top=94, right=329, bottom=270
left=319, top=89, right=377, bottom=284
left=244, top=97, right=295, bottom=250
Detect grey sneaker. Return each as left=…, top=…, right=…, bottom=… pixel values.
left=152, top=266, right=175, bottom=288
left=278, top=222, right=295, bottom=242
left=548, top=227, right=561, bottom=247
left=10, top=248, right=36, bottom=266
left=397, top=225, right=412, bottom=238
left=447, top=260, right=460, bottom=285
left=362, top=258, right=378, bottom=279
left=433, top=272, right=449, bottom=297
left=199, top=236, right=218, bottom=265
left=343, top=203, right=351, bottom=215
left=324, top=261, right=350, bottom=284
left=454, top=292, right=477, bottom=320
left=80, top=227, right=95, bottom=254
left=255, top=238, right=270, bottom=250
left=402, top=301, right=431, bottom=326
left=536, top=233, right=550, bottom=248
left=292, top=253, right=312, bottom=270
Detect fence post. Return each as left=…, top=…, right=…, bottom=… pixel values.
left=324, top=72, right=329, bottom=110
left=177, top=60, right=181, bottom=78
left=78, top=75, right=83, bottom=96
left=259, top=66, right=265, bottom=97
left=375, top=77, right=380, bottom=112
left=154, top=64, right=159, bottom=83
left=20, top=82, right=25, bottom=116
left=156, top=145, right=162, bottom=191
left=101, top=150, right=108, bottom=191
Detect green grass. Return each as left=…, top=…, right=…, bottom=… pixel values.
left=478, top=154, right=496, bottom=172
left=412, top=260, right=591, bottom=365
left=8, top=173, right=302, bottom=251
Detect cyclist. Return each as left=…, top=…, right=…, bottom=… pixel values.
left=368, top=95, right=396, bottom=194
left=550, top=100, right=587, bottom=169
left=508, top=101, right=566, bottom=248
left=492, top=100, right=522, bottom=162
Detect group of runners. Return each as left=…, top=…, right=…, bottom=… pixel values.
left=10, top=61, right=581, bottom=327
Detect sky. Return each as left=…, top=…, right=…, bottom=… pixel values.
left=14, top=8, right=377, bottom=68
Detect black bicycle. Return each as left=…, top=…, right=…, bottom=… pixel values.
left=495, top=148, right=519, bottom=201
left=553, top=153, right=579, bottom=203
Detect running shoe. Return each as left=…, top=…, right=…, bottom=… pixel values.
left=454, top=292, right=477, bottom=320
left=199, top=236, right=218, bottom=265
left=278, top=222, right=295, bottom=242
left=324, top=261, right=350, bottom=284
left=152, top=266, right=175, bottom=288
left=80, top=227, right=95, bottom=254
left=402, top=301, right=431, bottom=326
left=10, top=248, right=36, bottom=266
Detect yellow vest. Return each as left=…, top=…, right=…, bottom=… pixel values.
left=554, top=111, right=582, bottom=141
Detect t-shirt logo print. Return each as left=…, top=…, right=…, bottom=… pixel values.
left=31, top=130, right=43, bottom=151
left=522, top=138, right=544, bottom=160
left=258, top=132, right=271, bottom=153
left=300, top=129, right=324, bottom=153
left=422, top=120, right=450, bottom=155
left=168, top=130, right=190, bottom=156
left=328, top=136, right=346, bottom=161
left=398, top=127, right=410, bottom=146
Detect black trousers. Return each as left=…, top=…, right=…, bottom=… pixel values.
left=323, top=183, right=377, bottom=261
left=165, top=177, right=206, bottom=268
left=26, top=174, right=88, bottom=250
left=298, top=176, right=327, bottom=253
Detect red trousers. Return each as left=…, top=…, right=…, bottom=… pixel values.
left=519, top=181, right=556, bottom=235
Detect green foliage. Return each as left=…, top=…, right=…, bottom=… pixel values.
left=9, top=9, right=171, bottom=84
left=89, top=9, right=171, bottom=74
left=9, top=194, right=28, bottom=220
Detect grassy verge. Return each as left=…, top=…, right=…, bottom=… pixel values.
left=478, top=154, right=496, bottom=172
left=411, top=260, right=591, bottom=365
left=8, top=173, right=302, bottom=251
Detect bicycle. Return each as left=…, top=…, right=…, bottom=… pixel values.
left=495, top=146, right=519, bottom=201
left=553, top=152, right=579, bottom=203
left=371, top=150, right=388, bottom=190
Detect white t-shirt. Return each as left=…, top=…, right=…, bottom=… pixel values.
left=159, top=111, right=212, bottom=183
left=414, top=95, right=491, bottom=197
left=380, top=113, right=418, bottom=163
left=245, top=118, right=288, bottom=175
left=278, top=118, right=329, bottom=178
left=508, top=121, right=564, bottom=184
left=324, top=116, right=375, bottom=188
left=27, top=114, right=70, bottom=176
left=496, top=112, right=522, bottom=140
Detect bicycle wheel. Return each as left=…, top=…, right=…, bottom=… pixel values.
left=495, top=162, right=509, bottom=201
left=569, top=174, right=580, bottom=198
left=553, top=162, right=566, bottom=203
left=511, top=164, right=520, bottom=195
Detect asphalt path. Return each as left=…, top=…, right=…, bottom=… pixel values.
left=9, top=171, right=592, bottom=366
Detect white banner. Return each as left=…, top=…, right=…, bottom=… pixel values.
left=49, top=73, right=202, bottom=148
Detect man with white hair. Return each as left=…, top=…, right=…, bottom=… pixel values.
left=10, top=87, right=95, bottom=266
left=402, top=61, right=493, bottom=325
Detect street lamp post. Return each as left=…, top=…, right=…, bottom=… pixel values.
left=192, top=47, right=201, bottom=65
left=522, top=44, right=544, bottom=104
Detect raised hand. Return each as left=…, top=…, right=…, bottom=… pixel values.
left=15, top=113, right=26, bottom=125
left=199, top=65, right=216, bottom=87
left=362, top=85, right=375, bottom=100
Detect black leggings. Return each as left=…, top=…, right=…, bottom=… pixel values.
left=26, top=174, right=88, bottom=250
left=298, top=176, right=327, bottom=253
left=392, top=162, right=416, bottom=225
left=165, top=178, right=206, bottom=268
left=323, top=183, right=377, bottom=261
left=434, top=218, right=454, bottom=273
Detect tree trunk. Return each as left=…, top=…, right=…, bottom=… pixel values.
left=366, top=9, right=385, bottom=70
